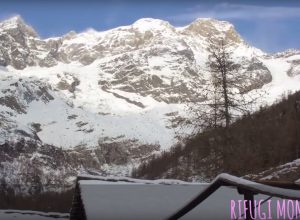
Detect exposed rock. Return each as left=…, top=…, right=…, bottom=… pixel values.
left=39, top=53, right=57, bottom=67
left=241, top=58, right=273, bottom=91
left=183, top=18, right=242, bottom=44
left=287, top=59, right=300, bottom=77
left=56, top=76, right=80, bottom=93
left=0, top=96, right=26, bottom=113
left=79, top=54, right=96, bottom=65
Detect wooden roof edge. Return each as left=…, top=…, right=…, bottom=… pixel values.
left=69, top=181, right=87, bottom=220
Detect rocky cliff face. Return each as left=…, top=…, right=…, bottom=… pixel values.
left=0, top=17, right=272, bottom=100
left=0, top=139, right=158, bottom=194
left=0, top=16, right=300, bottom=193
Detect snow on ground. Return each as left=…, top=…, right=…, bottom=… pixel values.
left=14, top=95, right=181, bottom=149
left=2, top=54, right=300, bottom=150
left=248, top=159, right=300, bottom=182
left=258, top=57, right=300, bottom=105
left=0, top=210, right=68, bottom=220
left=4, top=62, right=184, bottom=149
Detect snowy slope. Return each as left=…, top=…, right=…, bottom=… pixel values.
left=247, top=159, right=300, bottom=183
left=0, top=16, right=280, bottom=149
left=259, top=53, right=300, bottom=105
left=0, top=63, right=182, bottom=149
left=0, top=16, right=300, bottom=192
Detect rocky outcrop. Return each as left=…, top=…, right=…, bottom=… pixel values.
left=0, top=16, right=38, bottom=69
left=287, top=59, right=300, bottom=77
left=182, top=18, right=243, bottom=44
left=0, top=138, right=159, bottom=194
left=0, top=16, right=276, bottom=103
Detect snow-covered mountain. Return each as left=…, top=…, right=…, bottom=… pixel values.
left=0, top=15, right=300, bottom=193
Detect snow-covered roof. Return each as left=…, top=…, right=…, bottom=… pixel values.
left=77, top=177, right=230, bottom=220
left=169, top=173, right=300, bottom=220
left=71, top=174, right=300, bottom=220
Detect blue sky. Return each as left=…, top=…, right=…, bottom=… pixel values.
left=0, top=0, right=299, bottom=53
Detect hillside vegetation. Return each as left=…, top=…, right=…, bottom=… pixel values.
left=132, top=91, right=300, bottom=182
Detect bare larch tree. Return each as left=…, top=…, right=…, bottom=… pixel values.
left=206, top=39, right=261, bottom=129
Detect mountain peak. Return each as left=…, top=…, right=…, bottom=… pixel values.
left=1, top=15, right=25, bottom=28
left=132, top=18, right=174, bottom=32
left=0, top=15, right=38, bottom=37
left=191, top=18, right=233, bottom=30
left=183, top=17, right=242, bottom=44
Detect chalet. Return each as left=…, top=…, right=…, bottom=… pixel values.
left=70, top=174, right=300, bottom=220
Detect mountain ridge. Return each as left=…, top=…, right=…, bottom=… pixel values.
left=0, top=15, right=300, bottom=193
